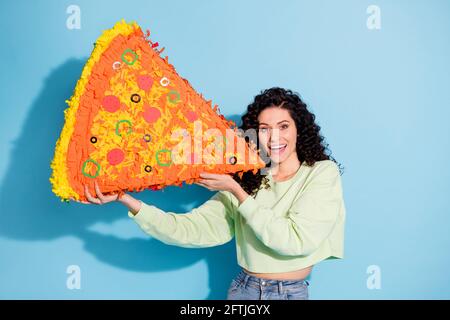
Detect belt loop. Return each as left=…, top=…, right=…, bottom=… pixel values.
left=243, top=274, right=250, bottom=289
left=278, top=281, right=283, bottom=294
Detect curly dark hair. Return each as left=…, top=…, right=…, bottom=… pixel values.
left=232, top=87, right=344, bottom=196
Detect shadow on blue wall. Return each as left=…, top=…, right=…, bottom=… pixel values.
left=0, top=58, right=242, bottom=299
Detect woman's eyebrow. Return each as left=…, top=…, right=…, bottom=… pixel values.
left=258, top=120, right=290, bottom=126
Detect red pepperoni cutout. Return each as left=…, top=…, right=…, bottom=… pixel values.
left=102, top=95, right=120, bottom=112
left=137, top=75, right=154, bottom=91
left=186, top=111, right=198, bottom=122
left=143, top=105, right=161, bottom=123
left=107, top=148, right=125, bottom=165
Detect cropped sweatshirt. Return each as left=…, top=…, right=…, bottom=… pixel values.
left=128, top=160, right=346, bottom=273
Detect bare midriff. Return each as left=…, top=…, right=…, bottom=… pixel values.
left=243, top=266, right=313, bottom=281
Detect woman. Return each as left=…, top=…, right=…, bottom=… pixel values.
left=82, top=87, right=346, bottom=300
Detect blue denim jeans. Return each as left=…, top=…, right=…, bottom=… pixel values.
left=226, top=269, right=309, bottom=300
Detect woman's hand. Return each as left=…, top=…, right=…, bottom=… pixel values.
left=195, top=173, right=239, bottom=192
left=83, top=181, right=119, bottom=205
left=195, top=173, right=250, bottom=204
left=69, top=181, right=118, bottom=204
left=73, top=181, right=141, bottom=215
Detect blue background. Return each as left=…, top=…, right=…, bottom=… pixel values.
left=0, top=0, right=449, bottom=299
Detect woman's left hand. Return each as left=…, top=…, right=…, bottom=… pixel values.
left=195, top=173, right=240, bottom=193
left=196, top=173, right=251, bottom=205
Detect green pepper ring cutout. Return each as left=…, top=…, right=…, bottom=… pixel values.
left=156, top=149, right=172, bottom=167
left=167, top=90, right=180, bottom=103
left=82, top=159, right=101, bottom=178
left=121, top=48, right=138, bottom=65
left=115, top=120, right=133, bottom=137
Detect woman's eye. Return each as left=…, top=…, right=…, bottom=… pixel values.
left=259, top=128, right=268, bottom=133
left=280, top=124, right=289, bottom=130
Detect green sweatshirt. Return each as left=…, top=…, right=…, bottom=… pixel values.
left=128, top=160, right=346, bottom=273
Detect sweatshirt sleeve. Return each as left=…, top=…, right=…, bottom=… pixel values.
left=237, top=161, right=344, bottom=256
left=128, top=191, right=235, bottom=248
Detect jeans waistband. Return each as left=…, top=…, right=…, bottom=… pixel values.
left=234, top=269, right=310, bottom=292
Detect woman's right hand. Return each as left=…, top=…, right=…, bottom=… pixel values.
left=75, top=181, right=142, bottom=215
left=84, top=181, right=119, bottom=205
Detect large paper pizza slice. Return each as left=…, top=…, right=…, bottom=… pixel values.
left=50, top=20, right=266, bottom=202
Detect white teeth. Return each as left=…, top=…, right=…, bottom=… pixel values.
left=269, top=144, right=287, bottom=150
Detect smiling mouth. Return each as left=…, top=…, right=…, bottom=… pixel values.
left=268, top=144, right=287, bottom=153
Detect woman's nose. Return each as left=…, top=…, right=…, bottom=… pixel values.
left=269, top=128, right=281, bottom=141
